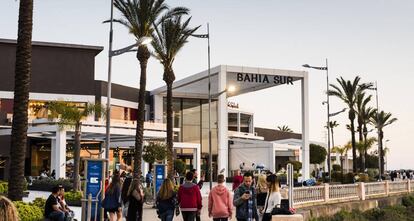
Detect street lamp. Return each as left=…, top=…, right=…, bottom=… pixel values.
left=303, top=59, right=331, bottom=182
left=367, top=81, right=381, bottom=181
left=105, top=0, right=152, bottom=173
left=192, top=23, right=213, bottom=190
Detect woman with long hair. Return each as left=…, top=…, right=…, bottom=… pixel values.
left=261, top=174, right=281, bottom=221
left=103, top=174, right=122, bottom=221
left=0, top=196, right=19, bottom=221
left=256, top=174, right=268, bottom=220
left=127, top=178, right=144, bottom=221
left=156, top=179, right=177, bottom=221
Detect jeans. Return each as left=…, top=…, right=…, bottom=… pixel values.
left=48, top=211, right=65, bottom=221
left=161, top=209, right=174, bottom=221
left=182, top=211, right=196, bottom=221
left=213, top=218, right=228, bottom=221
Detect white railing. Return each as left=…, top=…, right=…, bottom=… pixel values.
left=365, top=182, right=386, bottom=196
left=293, top=180, right=413, bottom=207
left=389, top=180, right=408, bottom=193
left=293, top=186, right=325, bottom=204
left=329, top=184, right=359, bottom=200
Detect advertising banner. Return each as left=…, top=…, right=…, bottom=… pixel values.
left=154, top=164, right=165, bottom=195
left=84, top=159, right=106, bottom=221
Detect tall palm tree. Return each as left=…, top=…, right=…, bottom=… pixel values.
left=277, top=125, right=293, bottom=132
left=151, top=14, right=199, bottom=179
left=355, top=92, right=372, bottom=171
left=360, top=105, right=375, bottom=171
left=8, top=0, right=33, bottom=201
left=370, top=110, right=397, bottom=176
left=328, top=77, right=372, bottom=172
left=112, top=0, right=187, bottom=179
left=47, top=101, right=105, bottom=191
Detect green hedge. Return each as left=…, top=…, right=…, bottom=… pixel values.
left=65, top=191, right=83, bottom=206
left=14, top=201, right=43, bottom=221
left=0, top=181, right=8, bottom=194
left=29, top=178, right=73, bottom=191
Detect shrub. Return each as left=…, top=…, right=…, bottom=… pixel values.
left=286, top=161, right=302, bottom=172
left=14, top=201, right=43, bottom=221
left=343, top=173, right=355, bottom=184
left=332, top=164, right=341, bottom=172
left=29, top=178, right=73, bottom=192
left=331, top=171, right=343, bottom=183
left=356, top=173, right=369, bottom=182
left=65, top=191, right=83, bottom=202
left=402, top=194, right=414, bottom=207
left=174, top=159, right=186, bottom=175
left=29, top=197, right=46, bottom=214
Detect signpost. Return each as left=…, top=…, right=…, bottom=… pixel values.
left=82, top=159, right=106, bottom=221
left=154, top=164, right=165, bottom=195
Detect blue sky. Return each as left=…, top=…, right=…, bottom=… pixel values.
left=1, top=1, right=413, bottom=170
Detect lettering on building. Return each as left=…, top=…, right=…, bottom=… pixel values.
left=227, top=101, right=239, bottom=109
left=236, top=73, right=294, bottom=85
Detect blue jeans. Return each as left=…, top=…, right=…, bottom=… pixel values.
left=48, top=211, right=65, bottom=221
left=161, top=209, right=174, bottom=221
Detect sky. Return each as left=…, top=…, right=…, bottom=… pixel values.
left=1, top=1, right=413, bottom=170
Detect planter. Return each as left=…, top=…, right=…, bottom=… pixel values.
left=66, top=199, right=82, bottom=207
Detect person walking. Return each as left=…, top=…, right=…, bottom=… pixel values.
left=178, top=172, right=202, bottom=221
left=156, top=179, right=178, bottom=221
left=256, top=174, right=268, bottom=221
left=233, top=172, right=259, bottom=221
left=233, top=170, right=243, bottom=192
left=261, top=175, right=281, bottom=221
left=208, top=174, right=233, bottom=221
left=103, top=174, right=122, bottom=221
left=127, top=178, right=144, bottom=221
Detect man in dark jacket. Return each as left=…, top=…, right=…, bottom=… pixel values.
left=233, top=172, right=259, bottom=221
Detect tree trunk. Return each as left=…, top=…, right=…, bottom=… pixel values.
left=358, top=120, right=364, bottom=172
left=362, top=124, right=368, bottom=172
left=349, top=110, right=357, bottom=173
left=8, top=0, right=33, bottom=201
left=164, top=68, right=175, bottom=180
left=379, top=130, right=384, bottom=176
left=134, top=45, right=150, bottom=180
left=73, top=123, right=81, bottom=191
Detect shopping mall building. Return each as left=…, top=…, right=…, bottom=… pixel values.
left=0, top=39, right=310, bottom=180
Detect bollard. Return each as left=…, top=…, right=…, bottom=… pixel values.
left=87, top=193, right=92, bottom=221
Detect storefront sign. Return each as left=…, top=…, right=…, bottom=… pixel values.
left=236, top=73, right=294, bottom=85
left=227, top=101, right=239, bottom=108
left=154, top=164, right=165, bottom=194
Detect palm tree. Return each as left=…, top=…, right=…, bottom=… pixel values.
left=277, top=125, right=293, bottom=132
left=112, top=0, right=187, bottom=179
left=355, top=92, right=372, bottom=171
left=328, top=77, right=372, bottom=172
left=8, top=0, right=33, bottom=201
left=151, top=14, right=199, bottom=179
left=370, top=110, right=397, bottom=176
left=325, top=121, right=339, bottom=150
left=360, top=105, right=375, bottom=171
left=332, top=144, right=351, bottom=175
left=47, top=101, right=105, bottom=191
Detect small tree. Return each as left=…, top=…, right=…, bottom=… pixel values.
left=310, top=144, right=327, bottom=165
left=174, top=159, right=186, bottom=175
left=286, top=161, right=302, bottom=172
left=142, top=142, right=167, bottom=164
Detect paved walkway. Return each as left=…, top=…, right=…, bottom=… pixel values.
left=25, top=182, right=236, bottom=220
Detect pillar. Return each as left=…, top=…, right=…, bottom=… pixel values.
left=217, top=66, right=229, bottom=176
left=301, top=74, right=310, bottom=180
left=51, top=129, right=67, bottom=179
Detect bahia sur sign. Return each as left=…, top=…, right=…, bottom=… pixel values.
left=236, top=73, right=294, bottom=85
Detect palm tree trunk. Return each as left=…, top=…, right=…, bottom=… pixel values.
left=134, top=46, right=150, bottom=180
left=379, top=131, right=384, bottom=176
left=73, top=123, right=81, bottom=191
left=358, top=121, right=364, bottom=172
left=349, top=111, right=357, bottom=173
left=8, top=0, right=33, bottom=201
left=362, top=124, right=368, bottom=172
left=330, top=128, right=335, bottom=150
left=164, top=68, right=176, bottom=180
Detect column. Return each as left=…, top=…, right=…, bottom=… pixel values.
left=153, top=94, right=164, bottom=123
left=193, top=145, right=201, bottom=181
left=217, top=67, right=229, bottom=176
left=301, top=74, right=310, bottom=180
left=51, top=129, right=67, bottom=179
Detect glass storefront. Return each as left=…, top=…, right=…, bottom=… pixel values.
left=163, top=98, right=218, bottom=179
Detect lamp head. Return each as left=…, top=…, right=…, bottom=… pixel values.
left=137, top=37, right=153, bottom=46
left=227, top=85, right=236, bottom=93
left=302, top=64, right=311, bottom=68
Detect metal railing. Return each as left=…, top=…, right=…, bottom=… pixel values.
left=329, top=184, right=359, bottom=200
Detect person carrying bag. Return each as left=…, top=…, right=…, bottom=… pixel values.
left=261, top=174, right=281, bottom=221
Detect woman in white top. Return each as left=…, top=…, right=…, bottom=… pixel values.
left=261, top=174, right=281, bottom=221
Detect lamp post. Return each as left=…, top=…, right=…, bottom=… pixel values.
left=192, top=24, right=213, bottom=190
left=303, top=59, right=331, bottom=182
left=368, top=81, right=381, bottom=181
left=105, top=0, right=152, bottom=173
